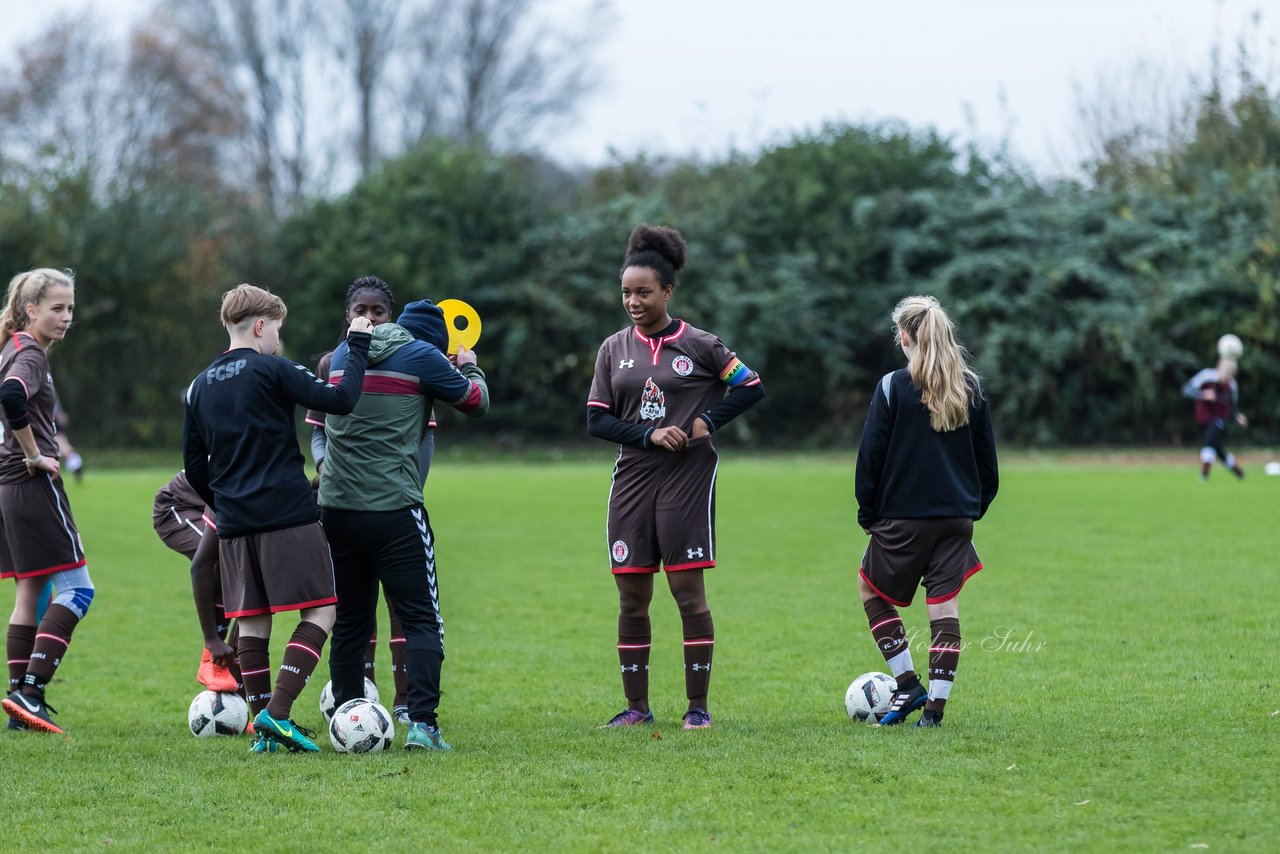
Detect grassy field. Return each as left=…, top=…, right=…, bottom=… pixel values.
left=5, top=454, right=1278, bottom=851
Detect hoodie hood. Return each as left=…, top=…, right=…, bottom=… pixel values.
left=397, top=299, right=449, bottom=353
left=367, top=322, right=414, bottom=364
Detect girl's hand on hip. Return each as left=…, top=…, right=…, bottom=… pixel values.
left=651, top=426, right=688, bottom=452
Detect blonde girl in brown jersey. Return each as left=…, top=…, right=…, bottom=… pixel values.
left=854, top=295, right=998, bottom=728
left=0, top=269, right=95, bottom=734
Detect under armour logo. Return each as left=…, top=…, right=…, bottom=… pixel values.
left=687, top=547, right=704, bottom=559
left=691, top=662, right=711, bottom=672
left=619, top=359, right=635, bottom=368
left=621, top=664, right=646, bottom=673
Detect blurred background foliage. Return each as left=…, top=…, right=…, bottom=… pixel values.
left=2, top=2, right=1279, bottom=449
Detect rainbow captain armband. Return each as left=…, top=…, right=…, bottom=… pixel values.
left=719, top=357, right=753, bottom=388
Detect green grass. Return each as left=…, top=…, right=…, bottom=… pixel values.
left=6, top=456, right=1278, bottom=851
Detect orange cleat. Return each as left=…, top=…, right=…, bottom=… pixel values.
left=197, top=647, right=239, bottom=693
left=3, top=690, right=63, bottom=734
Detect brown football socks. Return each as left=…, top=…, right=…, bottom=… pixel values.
left=7, top=624, right=36, bottom=694
left=237, top=635, right=272, bottom=714
left=926, top=617, right=961, bottom=713
left=21, top=604, right=80, bottom=696
left=266, top=621, right=328, bottom=720
left=681, top=610, right=715, bottom=710
left=863, top=598, right=915, bottom=685
left=617, top=614, right=651, bottom=706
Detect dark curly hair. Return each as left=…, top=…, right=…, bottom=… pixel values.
left=620, top=224, right=687, bottom=288
left=345, top=275, right=395, bottom=315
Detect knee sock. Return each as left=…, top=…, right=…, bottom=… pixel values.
left=237, top=635, right=272, bottom=714
left=681, top=610, right=714, bottom=710
left=863, top=598, right=915, bottom=687
left=1223, top=453, right=1243, bottom=477
left=266, top=621, right=328, bottom=720
left=22, top=604, right=81, bottom=696
left=7, top=624, right=36, bottom=694
left=617, top=615, right=651, bottom=707
left=1200, top=447, right=1215, bottom=478
left=926, top=617, right=961, bottom=713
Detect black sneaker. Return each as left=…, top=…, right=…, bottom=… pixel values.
left=915, top=709, right=944, bottom=728
left=6, top=716, right=28, bottom=731
left=2, top=689, right=62, bottom=734
left=878, top=682, right=927, bottom=726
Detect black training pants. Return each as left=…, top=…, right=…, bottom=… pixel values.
left=321, top=505, right=445, bottom=725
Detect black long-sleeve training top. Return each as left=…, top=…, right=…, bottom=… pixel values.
left=182, top=331, right=371, bottom=538
left=855, top=369, right=998, bottom=530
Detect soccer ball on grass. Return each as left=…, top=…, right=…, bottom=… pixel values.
left=328, top=698, right=395, bottom=753
left=844, top=672, right=897, bottom=723
left=188, top=690, right=248, bottom=737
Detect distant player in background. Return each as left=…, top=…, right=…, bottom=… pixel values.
left=320, top=294, right=489, bottom=751
left=0, top=269, right=94, bottom=734
left=307, top=277, right=446, bottom=724
left=1182, top=358, right=1246, bottom=480
left=183, top=284, right=372, bottom=753
left=587, top=224, right=765, bottom=731
left=52, top=393, right=84, bottom=484
left=152, top=470, right=240, bottom=694
left=855, top=295, right=998, bottom=728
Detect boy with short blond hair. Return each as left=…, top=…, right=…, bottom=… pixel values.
left=183, top=283, right=373, bottom=753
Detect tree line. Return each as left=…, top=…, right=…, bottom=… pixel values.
left=2, top=6, right=1278, bottom=449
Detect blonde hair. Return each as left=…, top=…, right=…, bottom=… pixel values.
left=220, top=283, right=287, bottom=330
left=892, top=295, right=980, bottom=432
left=0, top=268, right=75, bottom=339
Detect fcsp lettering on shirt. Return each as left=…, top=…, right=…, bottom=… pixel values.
left=206, top=359, right=248, bottom=384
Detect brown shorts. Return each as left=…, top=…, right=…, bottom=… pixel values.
left=0, top=473, right=86, bottom=579
left=152, top=503, right=211, bottom=560
left=219, top=522, right=337, bottom=618
left=859, top=517, right=982, bottom=607
left=607, top=440, right=718, bottom=574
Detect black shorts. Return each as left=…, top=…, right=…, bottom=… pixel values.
left=0, top=473, right=86, bottom=579
left=606, top=440, right=718, bottom=574
left=219, top=522, right=337, bottom=618
left=1201, top=419, right=1228, bottom=453
left=859, top=517, right=982, bottom=607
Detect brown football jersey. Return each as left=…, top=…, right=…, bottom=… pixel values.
left=588, top=321, right=760, bottom=455
left=0, top=332, right=61, bottom=484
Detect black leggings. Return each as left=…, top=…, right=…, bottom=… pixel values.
left=322, top=505, right=445, bottom=724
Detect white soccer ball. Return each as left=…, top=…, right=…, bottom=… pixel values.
left=845, top=672, right=898, bottom=723
left=188, top=690, right=248, bottom=737
left=319, top=677, right=380, bottom=722
left=328, top=698, right=395, bottom=753
left=1264, top=461, right=1280, bottom=476
left=1217, top=333, right=1243, bottom=360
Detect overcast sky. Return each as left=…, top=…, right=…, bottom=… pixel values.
left=3, top=0, right=1271, bottom=176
